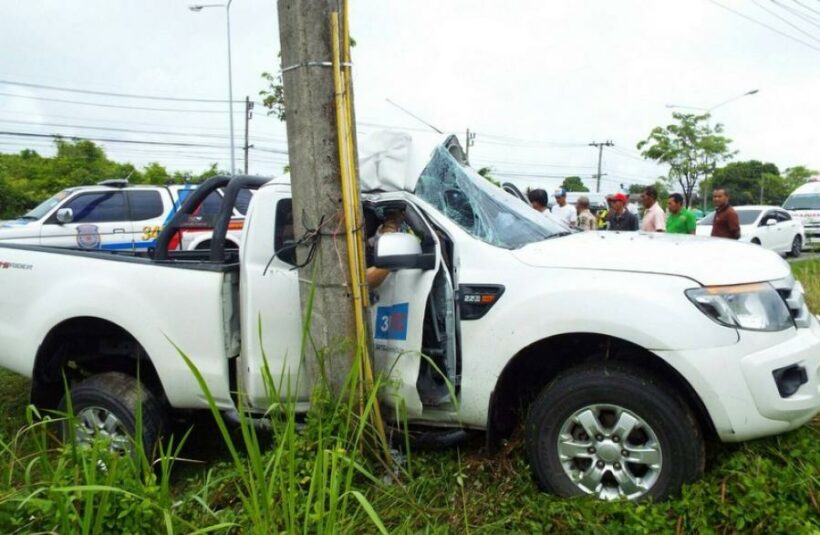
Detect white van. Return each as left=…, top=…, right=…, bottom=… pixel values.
left=783, top=179, right=820, bottom=249
left=0, top=181, right=193, bottom=251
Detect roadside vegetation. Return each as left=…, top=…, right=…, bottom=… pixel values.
left=0, top=265, right=817, bottom=533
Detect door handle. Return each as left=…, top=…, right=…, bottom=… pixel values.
left=113, top=228, right=127, bottom=234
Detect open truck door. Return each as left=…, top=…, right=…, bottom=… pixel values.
left=366, top=199, right=458, bottom=418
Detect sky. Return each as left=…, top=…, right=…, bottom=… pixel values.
left=0, top=0, right=818, bottom=194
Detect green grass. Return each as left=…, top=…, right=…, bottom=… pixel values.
left=0, top=260, right=818, bottom=533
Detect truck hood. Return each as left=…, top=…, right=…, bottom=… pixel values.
left=512, top=231, right=791, bottom=286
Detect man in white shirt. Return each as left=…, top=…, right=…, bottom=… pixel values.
left=640, top=185, right=666, bottom=232
left=551, top=188, right=577, bottom=227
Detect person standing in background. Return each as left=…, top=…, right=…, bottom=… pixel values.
left=551, top=188, right=577, bottom=227
left=575, top=196, right=596, bottom=231
left=666, top=193, right=697, bottom=235
left=711, top=186, right=741, bottom=240
left=640, top=185, right=666, bottom=232
left=607, top=193, right=639, bottom=231
left=527, top=188, right=549, bottom=213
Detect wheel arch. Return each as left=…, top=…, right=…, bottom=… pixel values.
left=31, top=316, right=165, bottom=410
left=486, top=332, right=717, bottom=453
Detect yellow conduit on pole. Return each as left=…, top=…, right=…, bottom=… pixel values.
left=330, top=8, right=391, bottom=466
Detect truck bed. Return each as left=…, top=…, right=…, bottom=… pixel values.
left=0, top=242, right=240, bottom=410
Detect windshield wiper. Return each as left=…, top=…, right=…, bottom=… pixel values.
left=543, top=231, right=572, bottom=240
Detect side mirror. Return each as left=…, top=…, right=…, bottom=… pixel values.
left=373, top=232, right=434, bottom=270
left=55, top=208, right=74, bottom=225
left=765, top=218, right=777, bottom=226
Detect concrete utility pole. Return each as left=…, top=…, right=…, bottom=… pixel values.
left=465, top=128, right=476, bottom=162
left=589, top=140, right=614, bottom=193
left=277, top=0, right=358, bottom=393
left=243, top=96, right=254, bottom=174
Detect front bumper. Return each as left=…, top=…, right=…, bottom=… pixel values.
left=803, top=226, right=820, bottom=248
left=655, top=316, right=820, bottom=442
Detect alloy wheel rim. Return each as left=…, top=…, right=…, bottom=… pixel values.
left=74, top=406, right=132, bottom=453
left=556, top=404, right=662, bottom=500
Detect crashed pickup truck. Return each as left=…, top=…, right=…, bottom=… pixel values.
left=0, top=131, right=818, bottom=501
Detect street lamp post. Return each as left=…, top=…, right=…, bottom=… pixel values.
left=665, top=89, right=759, bottom=113
left=190, top=1, right=236, bottom=175
left=664, top=89, right=759, bottom=210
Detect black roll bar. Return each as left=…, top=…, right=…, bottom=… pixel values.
left=153, top=174, right=270, bottom=262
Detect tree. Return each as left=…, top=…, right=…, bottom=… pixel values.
left=637, top=113, right=734, bottom=207
left=783, top=166, right=818, bottom=193
left=259, top=71, right=286, bottom=121
left=0, top=139, right=224, bottom=219
left=561, top=176, right=589, bottom=192
left=711, top=160, right=782, bottom=205
left=477, top=166, right=500, bottom=186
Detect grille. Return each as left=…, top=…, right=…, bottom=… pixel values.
left=773, top=276, right=811, bottom=328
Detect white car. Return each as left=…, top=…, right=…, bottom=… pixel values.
left=696, top=205, right=805, bottom=257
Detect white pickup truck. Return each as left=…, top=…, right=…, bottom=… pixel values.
left=0, top=131, right=817, bottom=502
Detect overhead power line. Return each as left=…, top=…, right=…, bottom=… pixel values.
left=0, top=130, right=287, bottom=153
left=791, top=0, right=820, bottom=18
left=749, top=0, right=820, bottom=44
left=0, top=118, right=288, bottom=146
left=707, top=0, right=820, bottom=53
left=0, top=79, right=243, bottom=104
left=0, top=92, right=243, bottom=114
left=771, top=0, right=820, bottom=29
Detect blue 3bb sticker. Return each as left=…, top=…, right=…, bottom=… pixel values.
left=374, top=302, right=409, bottom=341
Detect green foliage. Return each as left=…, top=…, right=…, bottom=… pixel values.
left=710, top=160, right=781, bottom=205
left=477, top=166, right=500, bottom=186
left=707, top=162, right=818, bottom=207
left=638, top=113, right=734, bottom=207
left=560, top=176, right=588, bottom=192
left=259, top=71, right=286, bottom=121
left=0, top=140, right=223, bottom=219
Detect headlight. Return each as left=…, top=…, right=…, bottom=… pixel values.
left=685, top=283, right=794, bottom=331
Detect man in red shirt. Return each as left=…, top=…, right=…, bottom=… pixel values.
left=711, top=186, right=741, bottom=240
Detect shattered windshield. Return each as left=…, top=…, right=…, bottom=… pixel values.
left=415, top=145, right=568, bottom=248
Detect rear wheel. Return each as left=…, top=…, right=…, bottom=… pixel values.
left=751, top=238, right=761, bottom=245
left=525, top=364, right=704, bottom=501
left=789, top=235, right=802, bottom=258
left=59, top=372, right=167, bottom=456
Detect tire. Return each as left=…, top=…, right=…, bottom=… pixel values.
left=789, top=235, right=802, bottom=258
left=751, top=238, right=761, bottom=245
left=525, top=364, right=704, bottom=501
left=59, top=372, right=167, bottom=456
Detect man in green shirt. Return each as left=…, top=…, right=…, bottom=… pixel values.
left=666, top=193, right=696, bottom=235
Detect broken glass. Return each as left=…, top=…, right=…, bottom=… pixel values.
left=415, top=145, right=567, bottom=249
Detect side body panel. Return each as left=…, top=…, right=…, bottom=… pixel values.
left=0, top=247, right=235, bottom=409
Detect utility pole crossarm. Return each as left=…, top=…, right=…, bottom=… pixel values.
left=589, top=140, right=614, bottom=193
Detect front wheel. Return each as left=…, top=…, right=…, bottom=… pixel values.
left=789, top=235, right=802, bottom=258
left=525, top=364, right=704, bottom=501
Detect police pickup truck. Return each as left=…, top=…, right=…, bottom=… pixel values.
left=0, top=131, right=817, bottom=502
